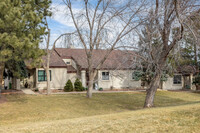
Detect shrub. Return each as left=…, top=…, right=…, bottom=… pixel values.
left=64, top=80, right=73, bottom=92
left=99, top=88, right=103, bottom=91
left=82, top=87, right=88, bottom=91
left=74, top=78, right=83, bottom=91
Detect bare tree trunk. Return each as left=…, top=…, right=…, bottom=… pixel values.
left=144, top=71, right=161, bottom=108
left=87, top=71, right=94, bottom=98
left=45, top=53, right=50, bottom=95
left=160, top=80, right=163, bottom=90
left=0, top=63, right=5, bottom=97
left=183, top=76, right=186, bottom=89
left=12, top=77, right=16, bottom=89
left=194, top=42, right=198, bottom=71
left=87, top=68, right=98, bottom=98
left=144, top=56, right=166, bottom=108
left=87, top=58, right=94, bottom=98
left=43, top=18, right=51, bottom=95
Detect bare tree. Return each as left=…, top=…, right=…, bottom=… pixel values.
left=137, top=0, right=200, bottom=108
left=42, top=17, right=51, bottom=95
left=63, top=0, right=147, bottom=98
left=185, top=9, right=200, bottom=70
left=42, top=17, right=75, bottom=95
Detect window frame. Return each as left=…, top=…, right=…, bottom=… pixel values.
left=102, top=72, right=109, bottom=80
left=38, top=70, right=52, bottom=82
left=173, top=75, right=182, bottom=85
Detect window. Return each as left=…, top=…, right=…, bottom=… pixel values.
left=132, top=72, right=135, bottom=80
left=66, top=62, right=70, bottom=65
left=173, top=75, right=181, bottom=84
left=38, top=70, right=51, bottom=82
left=28, top=73, right=31, bottom=79
left=102, top=72, right=109, bottom=80
left=132, top=71, right=142, bottom=81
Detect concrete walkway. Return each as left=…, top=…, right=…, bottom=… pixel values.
left=22, top=89, right=36, bottom=95
left=52, top=90, right=146, bottom=95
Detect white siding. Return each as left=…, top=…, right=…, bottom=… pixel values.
left=62, top=59, right=77, bottom=70
left=98, top=70, right=141, bottom=90
left=162, top=75, right=183, bottom=90
left=36, top=68, right=77, bottom=90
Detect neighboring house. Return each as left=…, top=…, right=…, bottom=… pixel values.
left=162, top=65, right=196, bottom=90
left=3, top=69, right=21, bottom=90
left=22, top=48, right=196, bottom=91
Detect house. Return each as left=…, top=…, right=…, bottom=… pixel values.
left=24, top=48, right=142, bottom=90
left=2, top=69, right=21, bottom=90
left=21, top=48, right=196, bottom=91
left=161, top=65, right=196, bottom=90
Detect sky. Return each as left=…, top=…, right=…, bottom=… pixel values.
left=44, top=0, right=131, bottom=48
left=45, top=0, right=141, bottom=49
left=44, top=0, right=76, bottom=48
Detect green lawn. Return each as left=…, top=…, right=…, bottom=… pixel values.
left=0, top=91, right=200, bottom=133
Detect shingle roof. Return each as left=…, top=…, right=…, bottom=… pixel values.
left=176, top=65, right=197, bottom=75
left=67, top=65, right=77, bottom=73
left=54, top=48, right=137, bottom=70
left=42, top=50, right=67, bottom=68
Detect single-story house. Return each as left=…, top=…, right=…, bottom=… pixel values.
left=24, top=48, right=141, bottom=90
left=162, top=65, right=196, bottom=90
left=2, top=48, right=197, bottom=91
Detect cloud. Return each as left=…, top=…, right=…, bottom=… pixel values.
left=50, top=3, right=79, bottom=29
left=45, top=0, right=143, bottom=49
left=42, top=2, right=78, bottom=48
left=51, top=5, right=71, bottom=27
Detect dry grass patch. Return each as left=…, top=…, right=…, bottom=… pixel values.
left=0, top=91, right=200, bottom=132
left=1, top=103, right=200, bottom=133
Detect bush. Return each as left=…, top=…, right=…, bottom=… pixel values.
left=82, top=87, right=88, bottom=91
left=64, top=80, right=73, bottom=92
left=74, top=78, right=83, bottom=91
left=99, top=88, right=103, bottom=91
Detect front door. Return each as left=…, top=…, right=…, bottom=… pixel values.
left=183, top=75, right=191, bottom=89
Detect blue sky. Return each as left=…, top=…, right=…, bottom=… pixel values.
left=47, top=0, right=102, bottom=46
left=45, top=0, right=141, bottom=48
left=45, top=0, right=76, bottom=48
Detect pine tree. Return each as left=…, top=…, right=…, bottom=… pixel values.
left=64, top=80, right=73, bottom=92
left=0, top=0, right=51, bottom=93
left=74, top=79, right=83, bottom=91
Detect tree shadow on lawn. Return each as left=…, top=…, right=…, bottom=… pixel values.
left=154, top=95, right=200, bottom=108
left=90, top=92, right=200, bottom=111
left=192, top=91, right=200, bottom=94
left=0, top=95, right=7, bottom=104
left=2, top=92, right=200, bottom=111
left=3, top=94, right=28, bottom=103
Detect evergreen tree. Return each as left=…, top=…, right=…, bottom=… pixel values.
left=64, top=80, right=73, bottom=92
left=0, top=0, right=51, bottom=92
left=5, top=61, right=28, bottom=79
left=138, top=10, right=164, bottom=86
left=74, top=78, right=83, bottom=91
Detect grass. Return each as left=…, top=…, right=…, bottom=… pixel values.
left=0, top=91, right=200, bottom=132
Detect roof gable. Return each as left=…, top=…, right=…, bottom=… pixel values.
left=43, top=50, right=67, bottom=68
left=54, top=48, right=137, bottom=70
